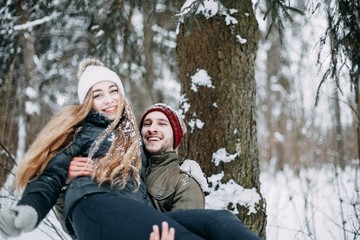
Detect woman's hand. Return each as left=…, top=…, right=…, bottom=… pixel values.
left=149, top=222, right=175, bottom=240
left=66, top=157, right=94, bottom=183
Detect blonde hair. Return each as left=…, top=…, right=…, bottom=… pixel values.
left=15, top=94, right=93, bottom=191
left=92, top=98, right=142, bottom=189
left=16, top=60, right=141, bottom=192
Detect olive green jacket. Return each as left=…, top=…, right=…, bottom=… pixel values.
left=145, top=152, right=205, bottom=212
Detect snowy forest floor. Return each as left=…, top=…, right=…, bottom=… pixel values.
left=2, top=163, right=359, bottom=240
left=262, top=163, right=359, bottom=240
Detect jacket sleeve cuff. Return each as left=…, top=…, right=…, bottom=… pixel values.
left=17, top=192, right=51, bottom=226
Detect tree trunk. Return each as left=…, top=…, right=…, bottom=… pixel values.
left=177, top=1, right=266, bottom=237
left=332, top=84, right=345, bottom=170
left=0, top=0, right=39, bottom=187
left=143, top=1, right=157, bottom=103
left=16, top=0, right=38, bottom=159
left=0, top=58, right=17, bottom=188
left=357, top=77, right=360, bottom=166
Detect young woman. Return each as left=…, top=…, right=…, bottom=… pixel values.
left=0, top=59, right=202, bottom=240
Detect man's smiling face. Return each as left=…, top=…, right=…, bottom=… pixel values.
left=141, top=111, right=174, bottom=155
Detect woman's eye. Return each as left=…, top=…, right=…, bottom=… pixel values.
left=110, top=89, right=118, bottom=94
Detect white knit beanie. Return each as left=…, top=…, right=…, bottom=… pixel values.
left=77, top=65, right=125, bottom=104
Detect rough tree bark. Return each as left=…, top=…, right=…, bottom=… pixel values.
left=176, top=1, right=266, bottom=237
left=0, top=0, right=39, bottom=188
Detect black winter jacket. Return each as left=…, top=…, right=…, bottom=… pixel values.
left=18, top=110, right=151, bottom=235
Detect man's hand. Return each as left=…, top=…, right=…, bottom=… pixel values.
left=149, top=222, right=175, bottom=240
left=66, top=157, right=94, bottom=183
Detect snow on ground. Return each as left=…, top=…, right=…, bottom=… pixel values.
left=3, top=165, right=359, bottom=240
left=261, top=165, right=359, bottom=240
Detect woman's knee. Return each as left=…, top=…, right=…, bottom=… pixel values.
left=210, top=210, right=239, bottom=221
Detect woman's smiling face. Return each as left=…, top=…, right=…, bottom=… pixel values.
left=91, top=81, right=120, bottom=120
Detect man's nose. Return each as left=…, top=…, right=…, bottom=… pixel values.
left=148, top=124, right=158, bottom=132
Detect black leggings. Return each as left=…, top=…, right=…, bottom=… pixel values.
left=167, top=209, right=262, bottom=240
left=71, top=193, right=203, bottom=240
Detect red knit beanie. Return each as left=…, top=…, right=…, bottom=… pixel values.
left=140, top=103, right=187, bottom=149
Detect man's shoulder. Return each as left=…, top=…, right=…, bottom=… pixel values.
left=177, top=172, right=203, bottom=191
left=179, top=160, right=208, bottom=192
left=148, top=164, right=183, bottom=183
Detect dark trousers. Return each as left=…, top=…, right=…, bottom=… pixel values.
left=167, top=209, right=262, bottom=240
left=71, top=193, right=203, bottom=240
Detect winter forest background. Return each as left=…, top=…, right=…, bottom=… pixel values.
left=0, top=0, right=359, bottom=239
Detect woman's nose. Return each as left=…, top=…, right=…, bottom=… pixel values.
left=103, top=94, right=114, bottom=104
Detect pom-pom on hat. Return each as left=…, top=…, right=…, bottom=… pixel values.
left=140, top=103, right=187, bottom=149
left=77, top=58, right=125, bottom=103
